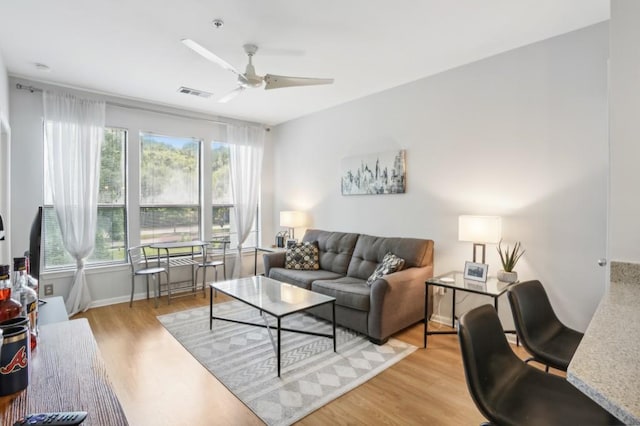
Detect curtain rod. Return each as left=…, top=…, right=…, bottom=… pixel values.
left=14, top=83, right=269, bottom=130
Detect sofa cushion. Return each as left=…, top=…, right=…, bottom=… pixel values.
left=311, top=277, right=371, bottom=312
left=366, top=252, right=406, bottom=285
left=347, top=234, right=431, bottom=280
left=302, top=229, right=359, bottom=275
left=268, top=267, right=344, bottom=290
left=284, top=241, right=320, bottom=270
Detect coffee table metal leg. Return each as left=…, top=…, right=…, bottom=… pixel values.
left=332, top=301, right=336, bottom=352
left=209, top=285, right=213, bottom=330
left=277, top=317, right=281, bottom=377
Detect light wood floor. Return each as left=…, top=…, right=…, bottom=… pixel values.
left=75, top=290, right=536, bottom=425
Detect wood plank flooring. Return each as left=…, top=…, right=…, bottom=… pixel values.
left=75, top=290, right=536, bottom=425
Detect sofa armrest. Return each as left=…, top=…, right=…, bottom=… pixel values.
left=368, top=264, right=433, bottom=341
left=263, top=252, right=286, bottom=277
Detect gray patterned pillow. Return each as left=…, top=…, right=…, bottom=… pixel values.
left=285, top=241, right=320, bottom=270
left=366, top=252, right=406, bottom=286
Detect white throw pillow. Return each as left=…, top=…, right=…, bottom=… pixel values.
left=366, top=252, right=405, bottom=286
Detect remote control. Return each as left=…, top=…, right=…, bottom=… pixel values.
left=13, top=411, right=87, bottom=425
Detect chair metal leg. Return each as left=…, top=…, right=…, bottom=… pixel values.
left=202, top=266, right=207, bottom=298
left=152, top=275, right=159, bottom=308
left=146, top=275, right=150, bottom=300
left=130, top=275, right=135, bottom=308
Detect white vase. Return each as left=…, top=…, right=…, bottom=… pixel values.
left=497, top=270, right=518, bottom=283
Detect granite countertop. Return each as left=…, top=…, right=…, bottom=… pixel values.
left=567, top=265, right=640, bottom=425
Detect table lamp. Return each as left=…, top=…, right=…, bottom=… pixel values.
left=280, top=211, right=306, bottom=239
left=458, top=215, right=502, bottom=263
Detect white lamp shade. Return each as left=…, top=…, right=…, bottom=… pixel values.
left=458, top=215, right=502, bottom=243
left=280, top=211, right=306, bottom=228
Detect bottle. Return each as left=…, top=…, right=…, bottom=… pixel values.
left=24, top=250, right=39, bottom=296
left=0, top=265, right=21, bottom=322
left=12, top=257, right=37, bottom=350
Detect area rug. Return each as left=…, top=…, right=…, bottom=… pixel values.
left=157, top=301, right=417, bottom=426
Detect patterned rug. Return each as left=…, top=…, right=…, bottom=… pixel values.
left=157, top=301, right=417, bottom=426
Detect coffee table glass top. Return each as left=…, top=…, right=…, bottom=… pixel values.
left=427, top=271, right=515, bottom=297
left=211, top=276, right=335, bottom=317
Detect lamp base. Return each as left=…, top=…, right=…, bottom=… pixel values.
left=472, top=243, right=486, bottom=264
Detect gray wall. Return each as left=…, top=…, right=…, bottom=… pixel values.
left=270, top=23, right=610, bottom=331
left=609, top=0, right=640, bottom=263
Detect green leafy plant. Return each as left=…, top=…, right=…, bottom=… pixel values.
left=497, top=239, right=525, bottom=272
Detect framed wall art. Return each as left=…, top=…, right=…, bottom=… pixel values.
left=340, top=149, right=406, bottom=196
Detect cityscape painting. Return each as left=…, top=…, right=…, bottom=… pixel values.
left=341, top=149, right=406, bottom=196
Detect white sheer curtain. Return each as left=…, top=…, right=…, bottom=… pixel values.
left=43, top=91, right=105, bottom=316
left=228, top=124, right=265, bottom=278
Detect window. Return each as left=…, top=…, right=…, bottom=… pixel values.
left=140, top=133, right=201, bottom=248
left=43, top=128, right=127, bottom=269
left=211, top=142, right=258, bottom=249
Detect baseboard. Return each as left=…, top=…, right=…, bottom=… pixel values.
left=429, top=314, right=452, bottom=326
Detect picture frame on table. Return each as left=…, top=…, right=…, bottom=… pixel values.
left=286, top=238, right=298, bottom=248
left=464, top=261, right=488, bottom=282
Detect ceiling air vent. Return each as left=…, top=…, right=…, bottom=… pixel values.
left=177, top=86, right=212, bottom=98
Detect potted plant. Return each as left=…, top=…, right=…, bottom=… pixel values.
left=497, top=239, right=525, bottom=282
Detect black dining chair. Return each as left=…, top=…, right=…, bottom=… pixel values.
left=507, top=280, right=583, bottom=372
left=128, top=245, right=169, bottom=308
left=458, top=304, right=621, bottom=426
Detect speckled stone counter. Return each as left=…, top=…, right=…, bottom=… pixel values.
left=567, top=261, right=640, bottom=425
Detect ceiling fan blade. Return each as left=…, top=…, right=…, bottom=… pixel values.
left=181, top=39, right=241, bottom=76
left=264, top=74, right=334, bottom=90
left=218, top=87, right=245, bottom=103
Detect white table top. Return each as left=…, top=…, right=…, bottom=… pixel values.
left=567, top=274, right=640, bottom=424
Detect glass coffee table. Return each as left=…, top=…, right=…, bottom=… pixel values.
left=210, top=276, right=337, bottom=377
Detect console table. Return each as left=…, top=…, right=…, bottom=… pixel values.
left=0, top=318, right=128, bottom=425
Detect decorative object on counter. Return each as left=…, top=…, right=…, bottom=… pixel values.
left=279, top=210, right=307, bottom=239
left=0, top=324, right=30, bottom=396
left=274, top=231, right=288, bottom=248
left=458, top=215, right=502, bottom=263
left=11, top=258, right=37, bottom=349
left=497, top=239, right=524, bottom=282
left=0, top=265, right=22, bottom=322
left=463, top=261, right=489, bottom=282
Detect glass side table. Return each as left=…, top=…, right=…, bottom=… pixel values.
left=424, top=271, right=517, bottom=348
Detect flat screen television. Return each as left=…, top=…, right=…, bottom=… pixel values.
left=28, top=206, right=43, bottom=281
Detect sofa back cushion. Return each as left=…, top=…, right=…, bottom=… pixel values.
left=347, top=234, right=434, bottom=280
left=302, top=229, right=360, bottom=275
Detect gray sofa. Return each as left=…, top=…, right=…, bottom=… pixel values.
left=263, top=229, right=434, bottom=344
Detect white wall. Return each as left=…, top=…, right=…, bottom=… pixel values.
left=0, top=51, right=8, bottom=115
left=609, top=0, right=640, bottom=263
left=0, top=51, right=10, bottom=265
left=9, top=77, right=266, bottom=306
left=270, top=23, right=609, bottom=331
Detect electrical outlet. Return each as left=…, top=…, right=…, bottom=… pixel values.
left=44, top=284, right=54, bottom=296
left=437, top=287, right=446, bottom=296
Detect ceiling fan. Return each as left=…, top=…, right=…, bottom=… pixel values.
left=182, top=39, right=334, bottom=103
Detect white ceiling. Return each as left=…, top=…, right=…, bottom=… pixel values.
left=0, top=1, right=609, bottom=125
